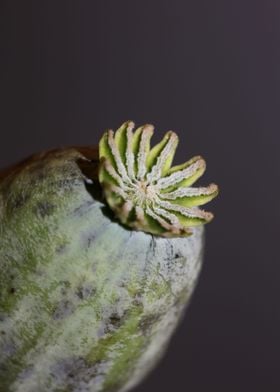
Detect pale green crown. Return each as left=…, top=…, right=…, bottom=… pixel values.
left=98, top=121, right=218, bottom=237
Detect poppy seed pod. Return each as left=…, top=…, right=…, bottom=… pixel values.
left=0, top=122, right=218, bottom=392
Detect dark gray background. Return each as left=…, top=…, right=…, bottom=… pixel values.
left=1, top=1, right=280, bottom=391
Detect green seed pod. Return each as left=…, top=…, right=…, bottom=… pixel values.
left=0, top=122, right=218, bottom=392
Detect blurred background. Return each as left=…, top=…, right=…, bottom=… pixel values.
left=1, top=1, right=280, bottom=391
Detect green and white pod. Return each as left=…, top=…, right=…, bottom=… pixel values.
left=0, top=122, right=218, bottom=392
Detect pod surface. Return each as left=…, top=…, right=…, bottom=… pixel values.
left=0, top=149, right=204, bottom=392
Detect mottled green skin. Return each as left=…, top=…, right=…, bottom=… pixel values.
left=0, top=149, right=204, bottom=392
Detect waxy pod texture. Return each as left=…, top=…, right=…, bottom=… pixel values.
left=0, top=122, right=218, bottom=392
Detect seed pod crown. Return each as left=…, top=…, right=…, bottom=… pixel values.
left=99, top=121, right=219, bottom=237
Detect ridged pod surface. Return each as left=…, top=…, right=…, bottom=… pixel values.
left=0, top=122, right=218, bottom=392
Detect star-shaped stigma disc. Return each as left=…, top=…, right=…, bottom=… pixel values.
left=98, top=121, right=219, bottom=237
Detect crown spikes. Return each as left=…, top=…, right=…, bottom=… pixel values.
left=98, top=121, right=219, bottom=237
left=159, top=183, right=219, bottom=207
left=146, top=131, right=178, bottom=182
left=135, top=125, right=154, bottom=180
left=156, top=156, right=206, bottom=191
